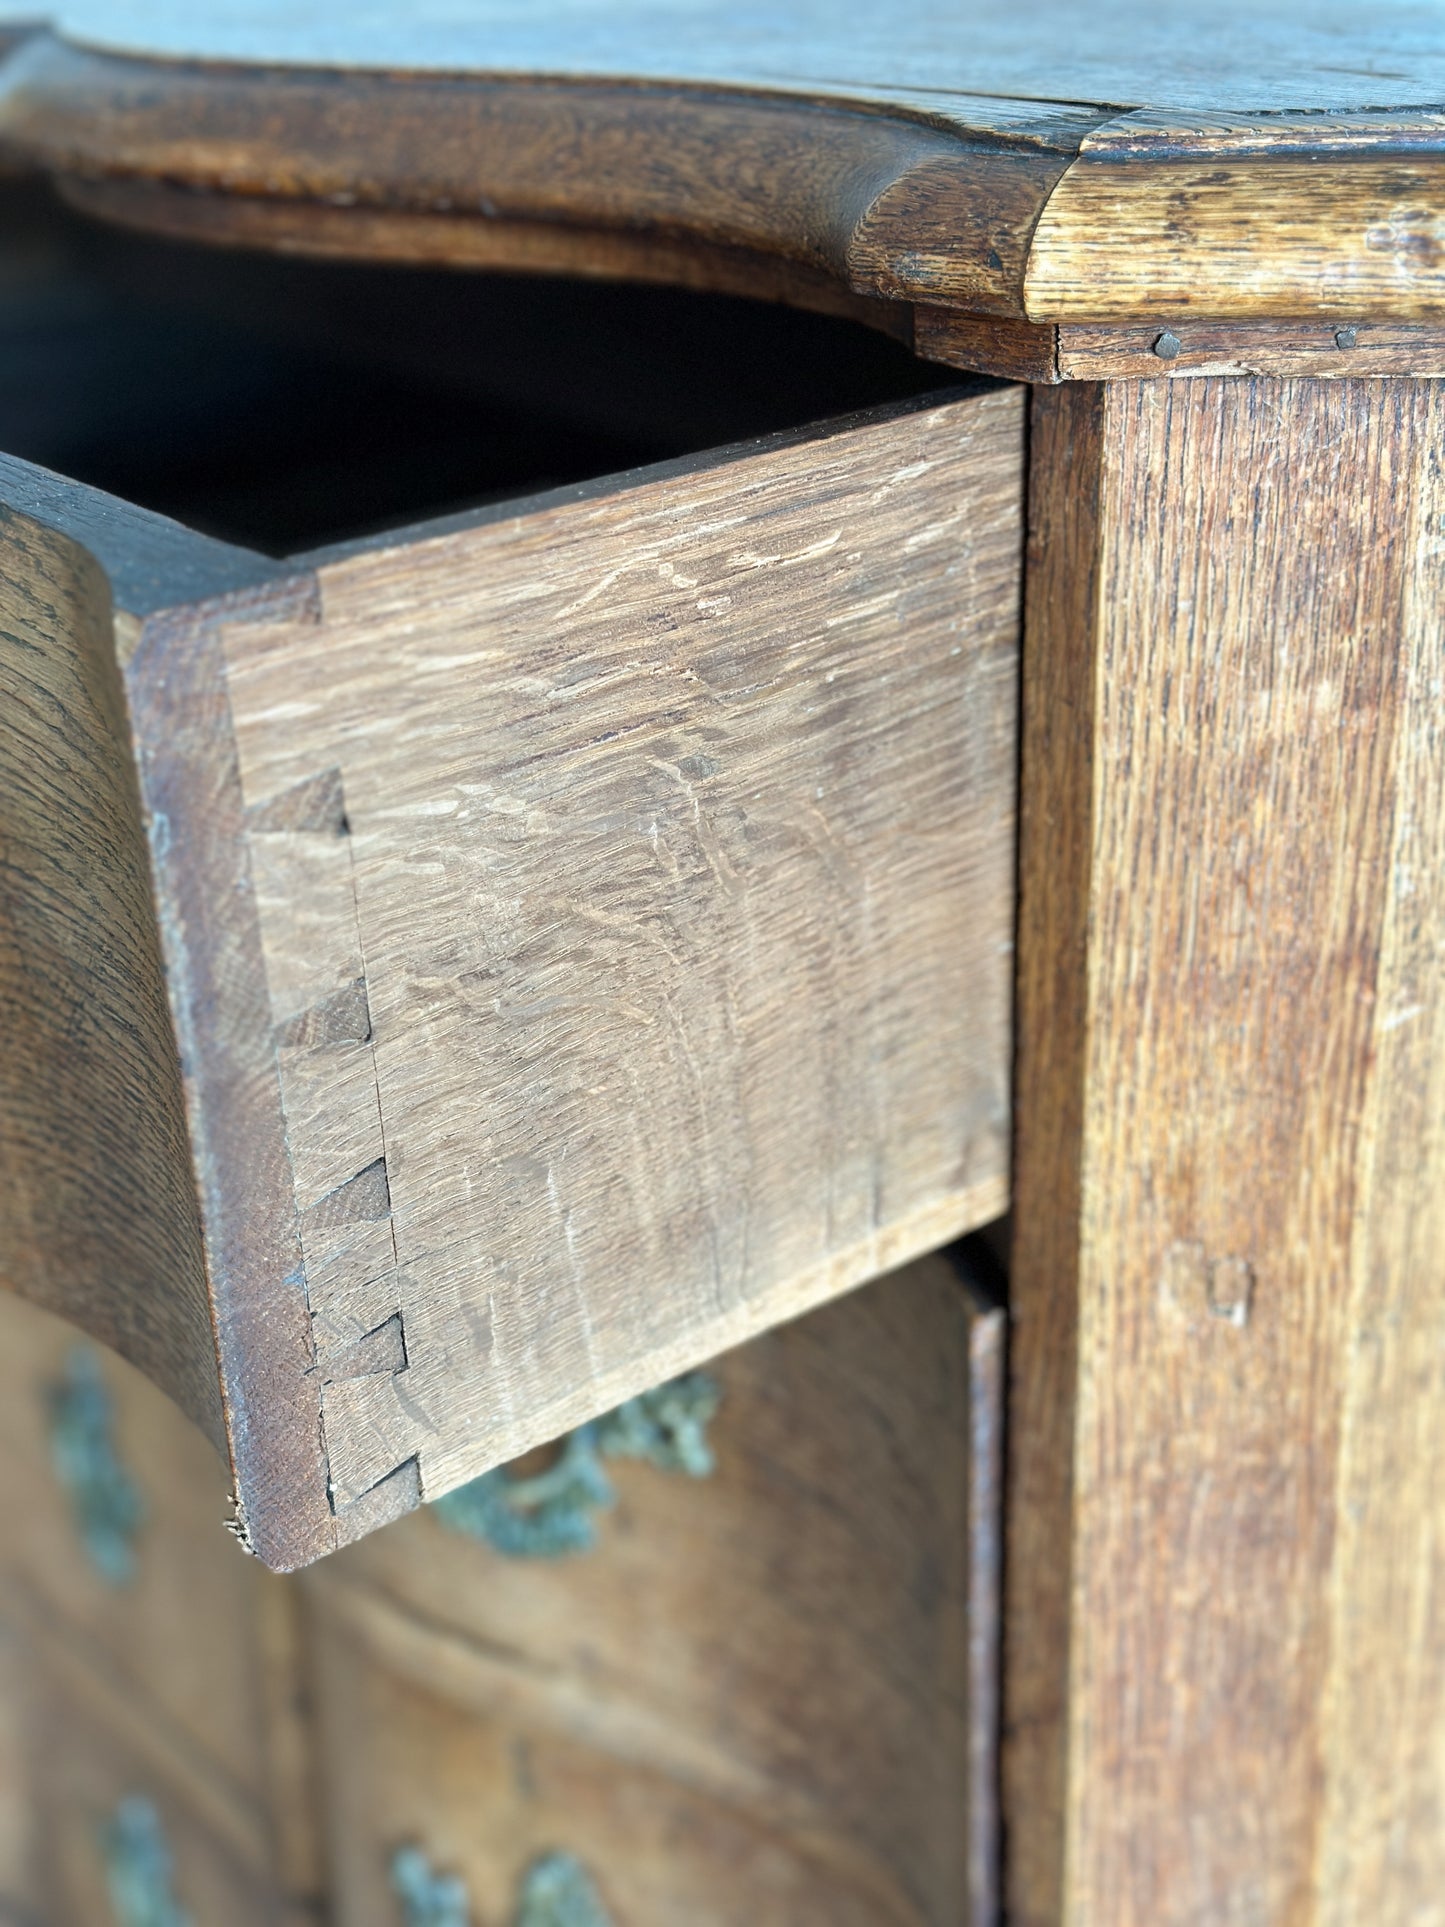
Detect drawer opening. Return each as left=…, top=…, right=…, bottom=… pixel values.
left=0, top=177, right=951, bottom=557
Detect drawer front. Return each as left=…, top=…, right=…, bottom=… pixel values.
left=0, top=1613, right=41, bottom=1922
left=8, top=1619, right=284, bottom=1927
left=0, top=1293, right=270, bottom=1792
left=1, top=381, right=1022, bottom=1567
left=0, top=1291, right=324, bottom=1922
left=305, top=1251, right=1004, bottom=1924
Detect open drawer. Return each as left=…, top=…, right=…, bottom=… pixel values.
left=0, top=188, right=1022, bottom=1568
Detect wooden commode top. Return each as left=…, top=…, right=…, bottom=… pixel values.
left=2, top=2, right=1445, bottom=377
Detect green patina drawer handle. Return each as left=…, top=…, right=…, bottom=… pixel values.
left=101, top=1797, right=192, bottom=1927
left=46, top=1348, right=144, bottom=1585
left=516, top=1854, right=615, bottom=1927
left=431, top=1370, right=720, bottom=1558
left=392, top=1846, right=613, bottom=1927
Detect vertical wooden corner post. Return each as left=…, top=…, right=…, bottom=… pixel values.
left=1008, top=377, right=1445, bottom=1925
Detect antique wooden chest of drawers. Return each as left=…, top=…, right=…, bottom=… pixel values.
left=5, top=2, right=1445, bottom=1922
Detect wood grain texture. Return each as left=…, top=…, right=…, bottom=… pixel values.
left=222, top=389, right=1019, bottom=1521
left=0, top=388, right=1017, bottom=1569
left=916, top=309, right=1445, bottom=384
left=1027, top=137, right=1445, bottom=322
left=1009, top=376, right=1445, bottom=1925
left=1004, top=381, right=1101, bottom=1927
left=0, top=38, right=1083, bottom=319
left=0, top=452, right=406, bottom=1567
left=0, top=503, right=222, bottom=1446
left=304, top=1251, right=1004, bottom=1926
left=6, top=26, right=1445, bottom=336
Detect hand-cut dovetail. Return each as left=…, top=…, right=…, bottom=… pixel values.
left=319, top=1311, right=407, bottom=1384
left=275, top=977, right=372, bottom=1049
left=302, top=1156, right=391, bottom=1233
left=244, top=765, right=347, bottom=836
left=331, top=1455, right=421, bottom=1530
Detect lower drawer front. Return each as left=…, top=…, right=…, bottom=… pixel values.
left=0, top=1292, right=276, bottom=1806
left=5, top=1618, right=284, bottom=1926
left=304, top=1251, right=1004, bottom=1924
left=0, top=1291, right=322, bottom=1924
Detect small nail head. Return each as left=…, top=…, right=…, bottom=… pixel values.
left=1154, top=330, right=1182, bottom=361
left=1335, top=325, right=1359, bottom=350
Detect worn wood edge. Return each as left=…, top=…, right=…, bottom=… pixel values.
left=0, top=33, right=1084, bottom=316
left=1026, top=108, right=1445, bottom=322
left=0, top=449, right=278, bottom=616
left=8, top=38, right=1445, bottom=330
left=916, top=309, right=1445, bottom=382
left=1002, top=383, right=1106, bottom=1927
left=0, top=450, right=353, bottom=1568
left=409, top=1178, right=1008, bottom=1513
left=125, top=580, right=402, bottom=1573
left=52, top=175, right=917, bottom=339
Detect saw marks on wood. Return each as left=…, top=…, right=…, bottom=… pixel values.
left=225, top=388, right=1021, bottom=1512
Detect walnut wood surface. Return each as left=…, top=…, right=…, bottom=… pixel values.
left=0, top=19, right=1444, bottom=342
left=1008, top=375, right=1445, bottom=1926
left=303, top=1252, right=1003, bottom=1925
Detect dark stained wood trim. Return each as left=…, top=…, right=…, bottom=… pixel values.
left=6, top=36, right=1445, bottom=330
left=0, top=36, right=1080, bottom=317
left=52, top=175, right=919, bottom=340
left=916, top=310, right=1445, bottom=382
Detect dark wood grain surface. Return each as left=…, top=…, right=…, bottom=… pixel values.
left=1, top=12, right=1444, bottom=338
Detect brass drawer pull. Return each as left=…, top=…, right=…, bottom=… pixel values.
left=432, top=1371, right=719, bottom=1559
left=101, top=1797, right=191, bottom=1927
left=46, top=1349, right=143, bottom=1585
left=392, top=1847, right=613, bottom=1927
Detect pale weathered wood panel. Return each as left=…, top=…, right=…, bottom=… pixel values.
left=304, top=1251, right=1003, bottom=1926
left=220, top=388, right=1019, bottom=1514
left=1009, top=376, right=1445, bottom=1926
left=1026, top=151, right=1445, bottom=323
